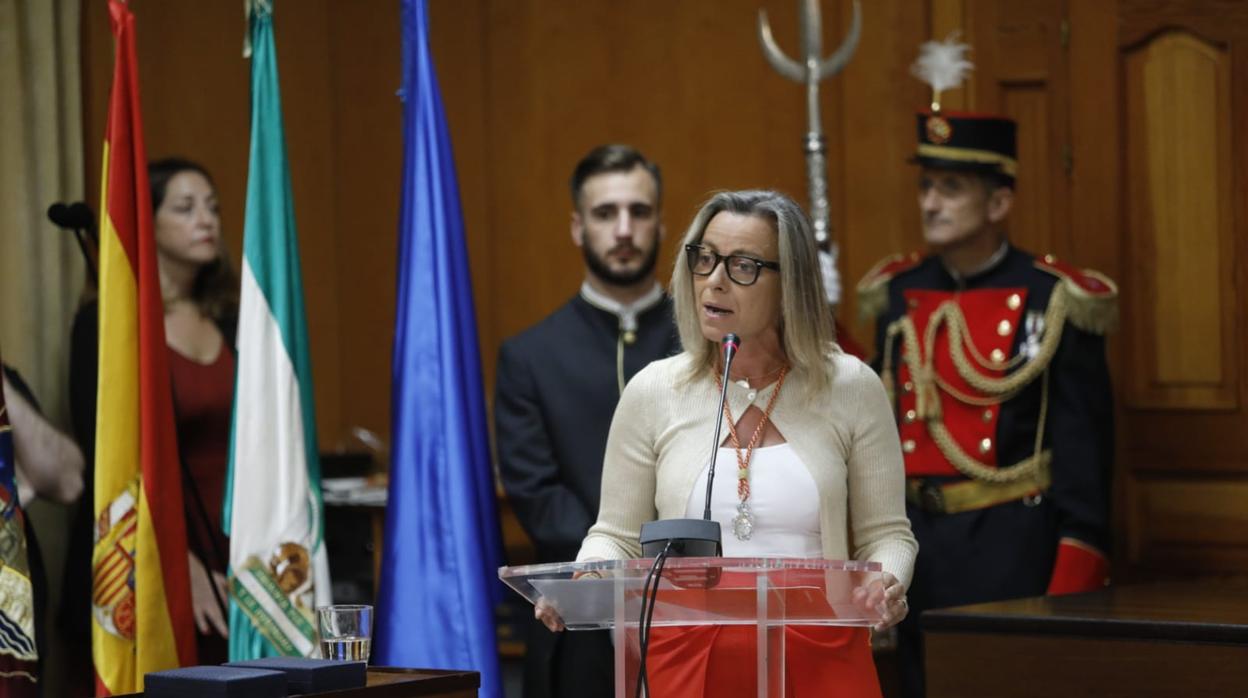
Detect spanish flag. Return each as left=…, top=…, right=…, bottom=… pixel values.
left=92, top=1, right=196, bottom=693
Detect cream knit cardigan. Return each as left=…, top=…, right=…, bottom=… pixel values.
left=577, top=350, right=918, bottom=588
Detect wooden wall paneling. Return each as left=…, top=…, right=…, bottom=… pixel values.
left=1119, top=1, right=1248, bottom=46
left=839, top=0, right=928, bottom=340
left=266, top=1, right=344, bottom=444
left=1114, top=0, right=1248, bottom=577
left=332, top=1, right=407, bottom=444
left=1127, top=413, right=1248, bottom=474
left=1127, top=473, right=1248, bottom=572
left=1068, top=0, right=1128, bottom=577
left=1067, top=0, right=1123, bottom=278
left=1000, top=86, right=1054, bottom=255
left=926, top=630, right=1248, bottom=698
left=482, top=0, right=606, bottom=355
left=479, top=0, right=818, bottom=361
left=928, top=0, right=972, bottom=111
left=1123, top=31, right=1236, bottom=411
left=966, top=0, right=1070, bottom=258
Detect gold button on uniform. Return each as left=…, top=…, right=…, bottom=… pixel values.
left=908, top=298, right=919, bottom=309
left=990, top=348, right=1006, bottom=364
left=902, top=439, right=916, bottom=453
left=904, top=409, right=917, bottom=424
left=1044, top=254, right=1056, bottom=264
left=982, top=409, right=994, bottom=422
left=997, top=319, right=1012, bottom=336
left=903, top=381, right=914, bottom=393
left=979, top=438, right=992, bottom=454
left=1007, top=293, right=1022, bottom=310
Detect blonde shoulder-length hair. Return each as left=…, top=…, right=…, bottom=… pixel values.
left=671, top=189, right=838, bottom=396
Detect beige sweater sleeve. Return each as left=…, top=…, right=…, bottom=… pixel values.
left=842, top=359, right=918, bottom=588
left=577, top=369, right=658, bottom=561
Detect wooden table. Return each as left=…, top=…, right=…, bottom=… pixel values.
left=120, top=667, right=479, bottom=697
left=314, top=668, right=478, bottom=697
left=923, top=583, right=1248, bottom=697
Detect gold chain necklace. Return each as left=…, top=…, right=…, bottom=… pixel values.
left=716, top=367, right=789, bottom=541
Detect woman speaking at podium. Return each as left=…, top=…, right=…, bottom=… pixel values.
left=558, top=190, right=917, bottom=696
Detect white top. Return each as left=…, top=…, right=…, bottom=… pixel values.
left=684, top=444, right=822, bottom=558
left=577, top=351, right=917, bottom=588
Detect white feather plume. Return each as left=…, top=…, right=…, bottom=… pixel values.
left=911, top=33, right=973, bottom=94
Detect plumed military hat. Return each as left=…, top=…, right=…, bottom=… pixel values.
left=915, top=111, right=1017, bottom=184
left=910, top=35, right=1018, bottom=185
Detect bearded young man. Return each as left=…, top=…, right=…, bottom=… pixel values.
left=494, top=144, right=680, bottom=698
left=858, top=108, right=1118, bottom=697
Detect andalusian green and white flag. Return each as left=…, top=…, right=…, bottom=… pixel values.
left=225, top=1, right=331, bottom=660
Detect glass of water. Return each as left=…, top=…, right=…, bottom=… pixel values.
left=317, top=604, right=373, bottom=661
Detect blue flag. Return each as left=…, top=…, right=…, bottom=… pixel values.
left=374, top=1, right=503, bottom=695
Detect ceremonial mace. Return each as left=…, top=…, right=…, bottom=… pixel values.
left=757, top=0, right=861, bottom=304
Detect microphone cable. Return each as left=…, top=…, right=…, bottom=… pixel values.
left=634, top=539, right=672, bottom=698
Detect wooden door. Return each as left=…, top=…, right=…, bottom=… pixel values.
left=942, top=0, right=1248, bottom=579
left=967, top=0, right=1072, bottom=258
left=930, top=0, right=1072, bottom=258
left=1070, top=0, right=1248, bottom=578
left=1113, top=0, right=1248, bottom=577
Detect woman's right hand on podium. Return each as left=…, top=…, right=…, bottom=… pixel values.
left=535, top=597, right=566, bottom=632
left=536, top=560, right=606, bottom=632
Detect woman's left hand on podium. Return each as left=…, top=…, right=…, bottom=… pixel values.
left=853, top=572, right=908, bottom=630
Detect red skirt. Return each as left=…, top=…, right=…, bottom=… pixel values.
left=644, top=625, right=881, bottom=698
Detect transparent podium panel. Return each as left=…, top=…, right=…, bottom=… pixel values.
left=500, top=557, right=885, bottom=697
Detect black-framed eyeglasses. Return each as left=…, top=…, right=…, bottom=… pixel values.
left=684, top=244, right=780, bottom=286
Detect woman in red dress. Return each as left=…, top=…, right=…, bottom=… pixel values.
left=149, top=158, right=240, bottom=665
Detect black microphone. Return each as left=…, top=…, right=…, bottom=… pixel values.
left=637, top=334, right=739, bottom=558
left=46, top=202, right=74, bottom=228
left=47, top=201, right=97, bottom=234
left=702, top=333, right=739, bottom=521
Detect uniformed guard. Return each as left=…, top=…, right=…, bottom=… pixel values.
left=859, top=36, right=1117, bottom=698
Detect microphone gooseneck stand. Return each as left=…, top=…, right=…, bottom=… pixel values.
left=634, top=334, right=740, bottom=696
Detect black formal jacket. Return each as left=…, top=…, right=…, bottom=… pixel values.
left=494, top=293, right=680, bottom=564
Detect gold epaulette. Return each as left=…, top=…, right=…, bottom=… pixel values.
left=1034, top=255, right=1119, bottom=334
left=856, top=252, right=922, bottom=323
